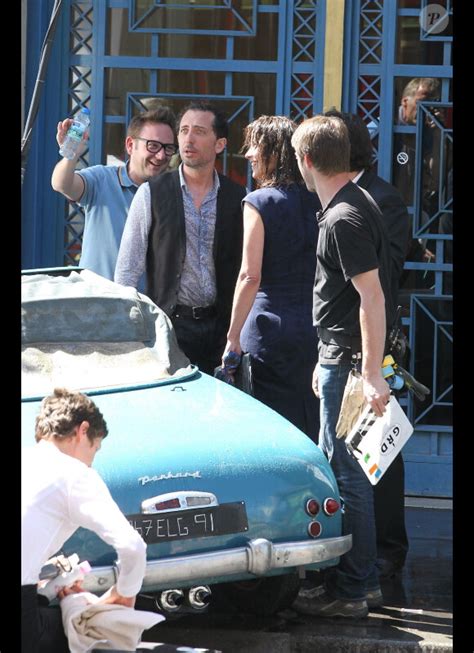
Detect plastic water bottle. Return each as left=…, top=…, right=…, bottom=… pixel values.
left=59, top=108, right=90, bottom=160
left=38, top=560, right=91, bottom=601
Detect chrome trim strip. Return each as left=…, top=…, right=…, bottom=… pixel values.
left=82, top=534, right=352, bottom=593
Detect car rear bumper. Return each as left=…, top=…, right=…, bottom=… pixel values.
left=82, top=534, right=352, bottom=593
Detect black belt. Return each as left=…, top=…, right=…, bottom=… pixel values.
left=317, top=327, right=362, bottom=352
left=173, top=304, right=217, bottom=320
left=317, top=327, right=392, bottom=356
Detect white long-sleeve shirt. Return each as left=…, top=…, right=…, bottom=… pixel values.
left=21, top=440, right=146, bottom=597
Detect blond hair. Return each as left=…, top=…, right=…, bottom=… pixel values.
left=291, top=115, right=350, bottom=175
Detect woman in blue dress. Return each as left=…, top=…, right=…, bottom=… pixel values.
left=223, top=115, right=321, bottom=441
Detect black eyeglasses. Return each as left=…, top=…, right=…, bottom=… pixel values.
left=134, top=137, right=178, bottom=156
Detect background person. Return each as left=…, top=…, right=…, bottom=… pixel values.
left=223, top=115, right=321, bottom=441
left=51, top=107, right=177, bottom=284
left=325, top=110, right=410, bottom=579
left=115, top=101, right=246, bottom=374
left=21, top=388, right=147, bottom=653
left=397, top=77, right=440, bottom=128
left=291, top=115, right=394, bottom=618
left=393, top=77, right=441, bottom=291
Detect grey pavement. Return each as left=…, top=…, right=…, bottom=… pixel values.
left=141, top=502, right=453, bottom=652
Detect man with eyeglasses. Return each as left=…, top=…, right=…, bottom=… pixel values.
left=51, top=107, right=177, bottom=285
left=115, top=100, right=246, bottom=374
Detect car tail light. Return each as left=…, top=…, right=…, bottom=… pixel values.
left=307, top=521, right=322, bottom=538
left=305, top=498, right=320, bottom=516
left=154, top=498, right=181, bottom=511
left=323, top=498, right=340, bottom=515
left=142, top=491, right=218, bottom=514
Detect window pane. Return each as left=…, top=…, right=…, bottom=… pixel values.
left=159, top=33, right=227, bottom=59
left=107, top=9, right=152, bottom=56
left=234, top=12, right=279, bottom=61
left=396, top=15, right=445, bottom=64
left=159, top=70, right=226, bottom=95
left=104, top=69, right=151, bottom=115
left=132, top=0, right=255, bottom=34
left=411, top=297, right=452, bottom=427
left=104, top=123, right=127, bottom=166
left=233, top=73, right=276, bottom=119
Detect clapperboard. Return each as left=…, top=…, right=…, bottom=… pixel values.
left=344, top=395, right=413, bottom=485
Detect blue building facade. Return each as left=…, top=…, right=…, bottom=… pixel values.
left=22, top=0, right=452, bottom=497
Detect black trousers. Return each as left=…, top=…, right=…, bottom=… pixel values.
left=22, top=585, right=69, bottom=653
left=374, top=453, right=409, bottom=566
left=171, top=314, right=226, bottom=376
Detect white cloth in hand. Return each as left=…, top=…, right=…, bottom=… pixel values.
left=60, top=591, right=165, bottom=652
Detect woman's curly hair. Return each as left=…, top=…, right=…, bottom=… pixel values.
left=241, top=115, right=302, bottom=188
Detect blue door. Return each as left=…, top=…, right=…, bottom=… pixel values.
left=343, top=0, right=453, bottom=497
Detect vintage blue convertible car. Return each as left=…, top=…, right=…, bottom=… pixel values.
left=21, top=268, right=351, bottom=615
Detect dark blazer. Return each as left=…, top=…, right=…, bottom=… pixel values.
left=146, top=169, right=246, bottom=327
left=357, top=169, right=410, bottom=305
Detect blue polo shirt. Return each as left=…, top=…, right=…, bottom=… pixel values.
left=77, top=163, right=144, bottom=289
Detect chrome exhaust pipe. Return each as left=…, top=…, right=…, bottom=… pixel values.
left=156, top=589, right=184, bottom=612
left=187, top=585, right=211, bottom=609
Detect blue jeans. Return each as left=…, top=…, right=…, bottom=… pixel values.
left=318, top=363, right=379, bottom=601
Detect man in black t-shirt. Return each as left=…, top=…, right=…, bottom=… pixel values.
left=291, top=115, right=394, bottom=618
left=325, top=110, right=410, bottom=580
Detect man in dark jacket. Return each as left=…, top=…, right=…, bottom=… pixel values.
left=325, top=111, right=410, bottom=305
left=115, top=101, right=245, bottom=374
left=325, top=111, right=410, bottom=579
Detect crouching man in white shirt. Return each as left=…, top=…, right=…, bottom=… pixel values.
left=21, top=387, right=146, bottom=653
